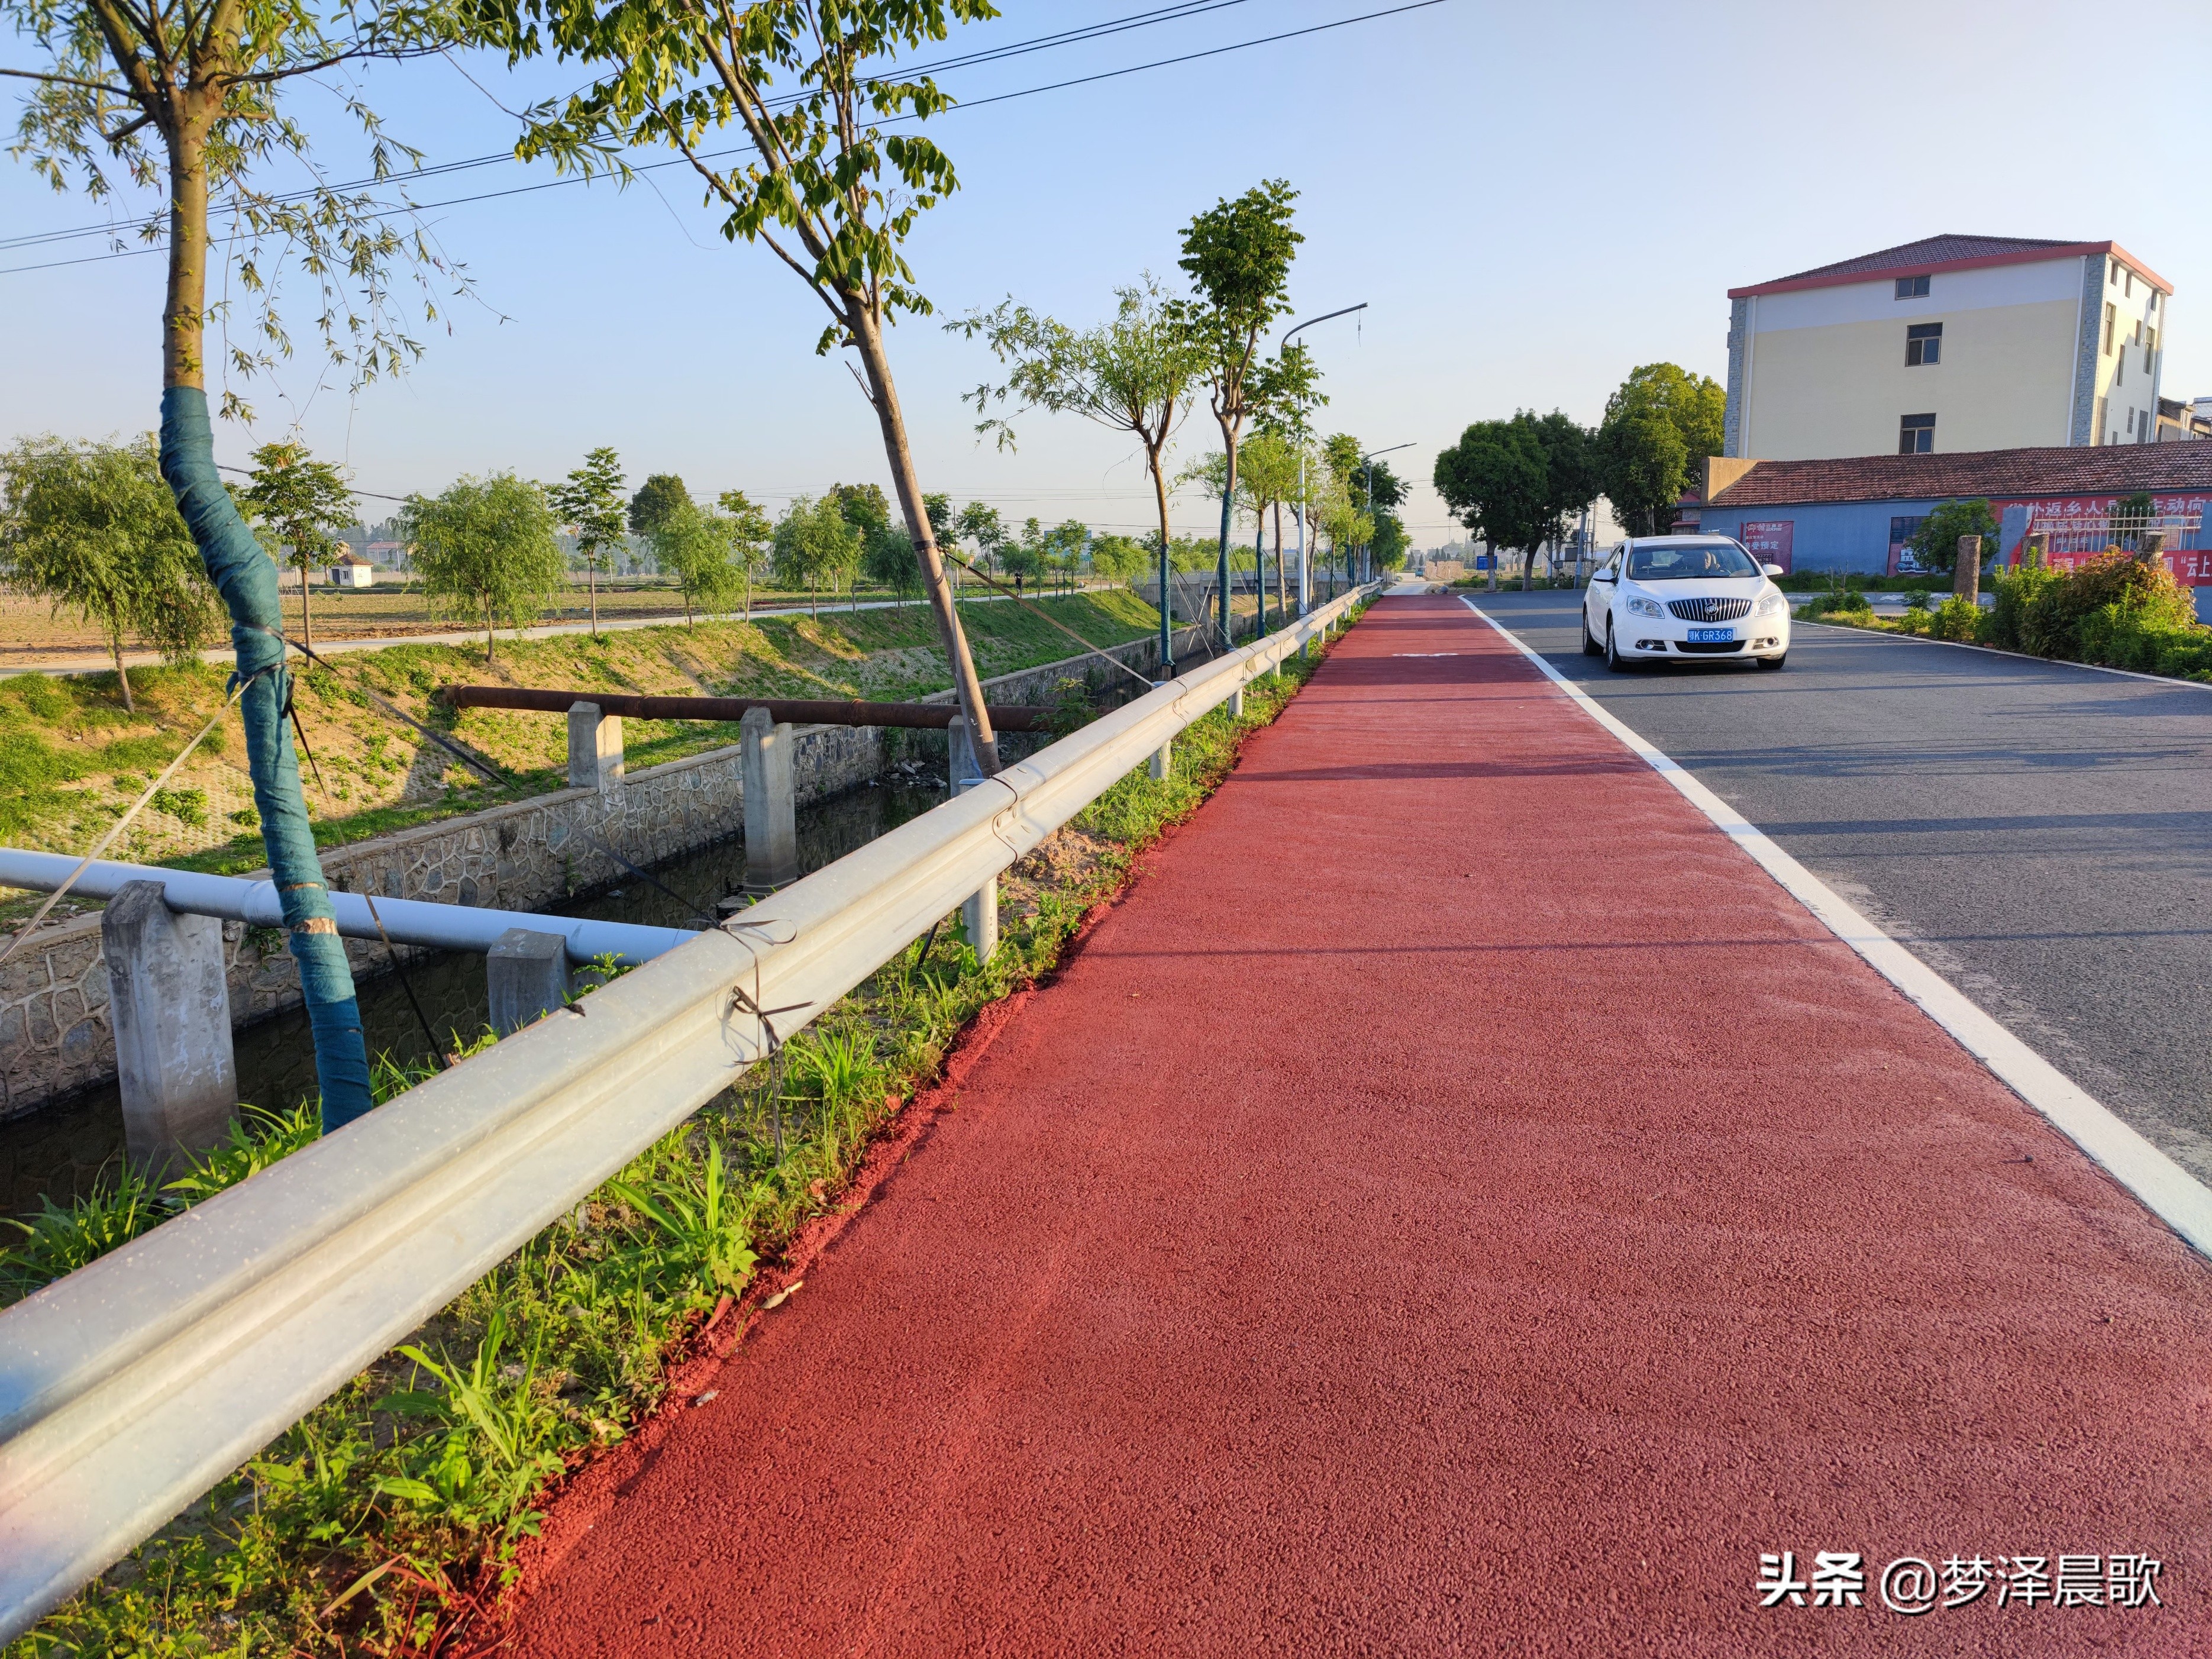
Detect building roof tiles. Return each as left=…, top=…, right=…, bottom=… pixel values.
left=1708, top=446, right=2212, bottom=510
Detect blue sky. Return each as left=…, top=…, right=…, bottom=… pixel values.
left=5, top=0, right=2208, bottom=549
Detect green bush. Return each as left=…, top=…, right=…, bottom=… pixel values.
left=1799, top=586, right=1872, bottom=619
left=1930, top=596, right=1981, bottom=643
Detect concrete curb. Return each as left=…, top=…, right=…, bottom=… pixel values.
left=1464, top=596, right=2212, bottom=1261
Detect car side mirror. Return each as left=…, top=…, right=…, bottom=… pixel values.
left=1594, top=570, right=1615, bottom=583
left=1761, top=563, right=1785, bottom=577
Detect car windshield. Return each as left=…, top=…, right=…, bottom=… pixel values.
left=1628, top=543, right=1758, bottom=581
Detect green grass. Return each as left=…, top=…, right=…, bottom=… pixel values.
left=2, top=608, right=1360, bottom=1657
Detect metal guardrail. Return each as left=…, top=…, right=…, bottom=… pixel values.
left=0, top=853, right=695, bottom=966
left=0, top=585, right=1374, bottom=1641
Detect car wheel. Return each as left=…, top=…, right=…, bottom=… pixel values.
left=1581, top=612, right=1601, bottom=656
left=1604, top=619, right=1630, bottom=672
left=1756, top=652, right=1787, bottom=672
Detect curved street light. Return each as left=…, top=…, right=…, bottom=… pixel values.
left=1280, top=304, right=1367, bottom=615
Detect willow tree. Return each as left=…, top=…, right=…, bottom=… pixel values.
left=486, top=0, right=1007, bottom=773
left=4, top=0, right=473, bottom=1128
left=957, top=275, right=1203, bottom=674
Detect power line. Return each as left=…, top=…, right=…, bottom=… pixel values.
left=0, top=0, right=1262, bottom=257
left=0, top=1, right=1446, bottom=276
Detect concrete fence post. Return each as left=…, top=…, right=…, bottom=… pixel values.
left=2023, top=531, right=2049, bottom=568
left=567, top=702, right=624, bottom=792
left=488, top=928, right=571, bottom=1036
left=102, top=880, right=237, bottom=1180
left=2140, top=530, right=2167, bottom=566
left=741, top=706, right=799, bottom=890
left=1953, top=535, right=1982, bottom=603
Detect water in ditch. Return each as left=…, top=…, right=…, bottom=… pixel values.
left=2, top=774, right=947, bottom=1219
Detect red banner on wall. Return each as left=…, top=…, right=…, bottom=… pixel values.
left=1740, top=519, right=1794, bottom=573
left=1996, top=493, right=2212, bottom=584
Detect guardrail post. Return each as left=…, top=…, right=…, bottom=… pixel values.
left=102, top=880, right=237, bottom=1180
left=1149, top=739, right=1171, bottom=781
left=489, top=927, right=572, bottom=1035
left=741, top=706, right=799, bottom=890
left=1229, top=684, right=1245, bottom=718
left=567, top=701, right=624, bottom=792
left=949, top=767, right=999, bottom=964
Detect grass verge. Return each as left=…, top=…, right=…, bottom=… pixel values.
left=1, top=607, right=1361, bottom=1657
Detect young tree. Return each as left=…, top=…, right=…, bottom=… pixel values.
left=1596, top=363, right=1725, bottom=536
left=957, top=274, right=1205, bottom=671
left=5, top=0, right=483, bottom=1125
left=0, top=434, right=219, bottom=709
left=491, top=0, right=1006, bottom=771
left=1089, top=534, right=1148, bottom=583
left=718, top=488, right=774, bottom=618
left=240, top=442, right=354, bottom=650
left=955, top=499, right=1008, bottom=585
left=1171, top=180, right=1303, bottom=646
left=550, top=446, right=627, bottom=637
left=651, top=501, right=741, bottom=626
left=401, top=472, right=567, bottom=660
left=773, top=495, right=861, bottom=619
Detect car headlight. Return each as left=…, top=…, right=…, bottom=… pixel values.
left=1625, top=595, right=1667, bottom=619
left=1756, top=590, right=1789, bottom=617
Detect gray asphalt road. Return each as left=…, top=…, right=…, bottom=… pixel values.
left=1470, top=588, right=2212, bottom=1184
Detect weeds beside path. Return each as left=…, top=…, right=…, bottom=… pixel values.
left=1, top=609, right=1361, bottom=1658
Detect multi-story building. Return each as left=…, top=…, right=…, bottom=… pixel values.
left=1722, top=234, right=2171, bottom=460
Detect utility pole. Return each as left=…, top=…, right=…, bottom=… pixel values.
left=1278, top=304, right=1367, bottom=617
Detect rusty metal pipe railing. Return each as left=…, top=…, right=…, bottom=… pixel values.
left=437, top=687, right=1061, bottom=732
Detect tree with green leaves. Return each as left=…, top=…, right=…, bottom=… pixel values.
left=0, top=434, right=220, bottom=710
left=1596, top=364, right=1725, bottom=536
left=957, top=274, right=1205, bottom=670
left=628, top=473, right=690, bottom=541
left=489, top=0, right=1006, bottom=773
left=717, top=488, right=774, bottom=618
left=1089, top=534, right=1148, bottom=584
left=550, top=446, right=626, bottom=637
left=651, top=501, right=742, bottom=626
left=861, top=514, right=919, bottom=605
left=1907, top=499, right=2001, bottom=576
left=1433, top=420, right=1549, bottom=589
left=1171, top=179, right=1303, bottom=645
left=773, top=495, right=861, bottom=619
left=4, top=0, right=476, bottom=1125
left=240, top=441, right=354, bottom=650
left=401, top=472, right=566, bottom=660
left=955, top=499, right=1007, bottom=592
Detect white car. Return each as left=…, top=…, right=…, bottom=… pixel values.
left=1581, top=535, right=1791, bottom=672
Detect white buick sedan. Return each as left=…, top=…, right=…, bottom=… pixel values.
left=1581, top=535, right=1791, bottom=672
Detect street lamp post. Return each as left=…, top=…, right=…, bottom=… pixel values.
left=1360, top=443, right=1415, bottom=586
left=1278, top=304, right=1367, bottom=618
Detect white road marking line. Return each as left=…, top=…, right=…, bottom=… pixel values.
left=1461, top=596, right=2212, bottom=1261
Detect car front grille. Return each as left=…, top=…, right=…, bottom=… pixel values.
left=1668, top=596, right=1754, bottom=622
left=1674, top=640, right=1746, bottom=654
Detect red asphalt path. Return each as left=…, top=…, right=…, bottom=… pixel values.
left=497, top=595, right=2212, bottom=1656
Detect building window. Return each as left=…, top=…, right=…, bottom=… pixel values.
left=2125, top=269, right=2135, bottom=298
left=1894, top=274, right=1930, bottom=299
left=1898, top=413, right=1936, bottom=454
left=1905, top=322, right=1942, bottom=366
left=2110, top=261, right=2120, bottom=287
left=2149, top=289, right=2160, bottom=314
left=2127, top=406, right=2136, bottom=436
left=2103, top=302, right=2116, bottom=353
left=2094, top=396, right=2108, bottom=444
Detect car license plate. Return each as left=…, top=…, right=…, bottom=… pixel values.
left=1688, top=627, right=1735, bottom=644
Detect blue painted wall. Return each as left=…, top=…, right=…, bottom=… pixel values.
left=1697, top=500, right=1942, bottom=577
